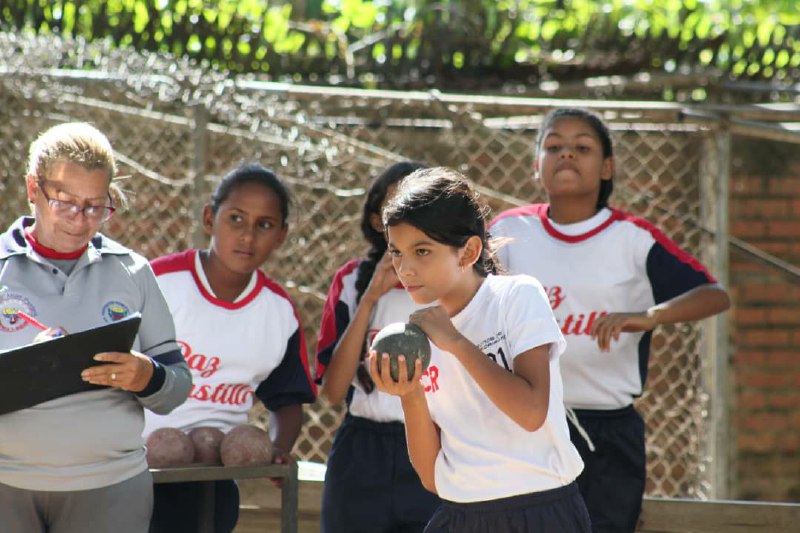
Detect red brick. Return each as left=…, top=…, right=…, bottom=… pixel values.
left=734, top=350, right=767, bottom=365
left=736, top=329, right=791, bottom=347
left=735, top=308, right=769, bottom=325
left=731, top=262, right=770, bottom=275
left=766, top=308, right=800, bottom=325
left=743, top=242, right=795, bottom=258
left=740, top=413, right=789, bottom=431
left=738, top=284, right=796, bottom=303
left=730, top=220, right=768, bottom=239
left=768, top=179, right=800, bottom=195
left=733, top=198, right=792, bottom=218
left=768, top=392, right=800, bottom=409
left=738, top=391, right=767, bottom=409
left=737, top=433, right=775, bottom=452
left=767, top=351, right=799, bottom=367
left=736, top=370, right=793, bottom=387
left=777, top=433, right=799, bottom=452
left=736, top=433, right=775, bottom=452
left=731, top=176, right=767, bottom=194
left=767, top=221, right=800, bottom=238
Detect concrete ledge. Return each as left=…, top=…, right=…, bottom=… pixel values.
left=233, top=478, right=800, bottom=533
left=638, top=496, right=800, bottom=532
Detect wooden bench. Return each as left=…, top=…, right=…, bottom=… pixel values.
left=151, top=464, right=298, bottom=533
left=638, top=496, right=800, bottom=532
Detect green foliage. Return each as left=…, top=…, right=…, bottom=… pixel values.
left=1, top=0, right=798, bottom=98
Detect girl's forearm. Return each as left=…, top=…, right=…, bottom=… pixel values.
left=401, top=388, right=440, bottom=493
left=269, top=404, right=303, bottom=454
left=320, top=296, right=377, bottom=404
left=648, top=283, right=731, bottom=325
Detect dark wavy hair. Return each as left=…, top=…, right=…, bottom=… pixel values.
left=353, top=161, right=426, bottom=393
left=536, top=108, right=615, bottom=209
left=354, top=161, right=428, bottom=303
left=382, top=167, right=498, bottom=277
left=210, top=162, right=290, bottom=225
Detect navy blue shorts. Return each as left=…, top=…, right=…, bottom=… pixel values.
left=568, top=405, right=646, bottom=533
left=321, top=414, right=441, bottom=533
left=150, top=479, right=239, bottom=533
left=424, top=482, right=590, bottom=533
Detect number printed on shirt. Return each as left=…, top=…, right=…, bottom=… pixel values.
left=485, top=347, right=511, bottom=371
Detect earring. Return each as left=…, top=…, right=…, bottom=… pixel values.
left=459, top=264, right=466, bottom=273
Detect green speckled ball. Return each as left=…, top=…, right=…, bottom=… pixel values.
left=371, top=322, right=431, bottom=382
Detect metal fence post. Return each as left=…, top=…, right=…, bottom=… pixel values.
left=191, top=103, right=210, bottom=249
left=700, top=117, right=732, bottom=499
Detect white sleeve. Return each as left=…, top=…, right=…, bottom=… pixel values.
left=503, top=277, right=566, bottom=361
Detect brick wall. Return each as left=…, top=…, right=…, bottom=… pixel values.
left=729, top=137, right=800, bottom=501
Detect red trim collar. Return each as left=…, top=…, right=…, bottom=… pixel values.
left=188, top=249, right=263, bottom=310
left=24, top=227, right=87, bottom=259
left=538, top=204, right=621, bottom=243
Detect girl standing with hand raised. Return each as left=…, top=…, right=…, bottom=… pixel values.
left=315, top=161, right=440, bottom=533
left=370, top=167, right=590, bottom=533
left=490, top=108, right=730, bottom=532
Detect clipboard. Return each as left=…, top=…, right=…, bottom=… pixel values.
left=0, top=313, right=142, bottom=415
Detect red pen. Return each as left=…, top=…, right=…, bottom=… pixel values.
left=16, top=311, right=47, bottom=331
left=16, top=311, right=64, bottom=337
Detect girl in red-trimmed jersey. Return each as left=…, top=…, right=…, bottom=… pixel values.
left=145, top=163, right=316, bottom=533
left=491, top=108, right=731, bottom=533
left=315, top=161, right=440, bottom=533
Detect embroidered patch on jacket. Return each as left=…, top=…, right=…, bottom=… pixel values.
left=0, top=292, right=36, bottom=332
left=102, top=301, right=131, bottom=322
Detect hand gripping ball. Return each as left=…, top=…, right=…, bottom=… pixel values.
left=370, top=322, right=431, bottom=382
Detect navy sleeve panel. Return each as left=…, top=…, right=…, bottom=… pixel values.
left=314, top=300, right=352, bottom=384
left=255, top=328, right=316, bottom=411
left=136, top=348, right=184, bottom=397
left=646, top=241, right=716, bottom=305
left=136, top=359, right=166, bottom=398
left=151, top=347, right=185, bottom=366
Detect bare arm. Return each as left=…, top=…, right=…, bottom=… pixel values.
left=268, top=403, right=304, bottom=488
left=320, top=255, right=399, bottom=404
left=647, top=282, right=731, bottom=324
left=369, top=353, right=441, bottom=493
left=412, top=306, right=552, bottom=432
left=591, top=283, right=731, bottom=351
left=269, top=403, right=304, bottom=457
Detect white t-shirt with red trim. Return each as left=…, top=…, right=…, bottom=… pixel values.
left=422, top=274, right=582, bottom=502
left=316, top=258, right=423, bottom=422
left=143, top=250, right=316, bottom=437
left=491, top=205, right=716, bottom=409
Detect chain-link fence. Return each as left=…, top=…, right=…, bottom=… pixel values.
left=0, top=37, right=735, bottom=499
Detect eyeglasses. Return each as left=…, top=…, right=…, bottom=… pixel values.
left=36, top=180, right=116, bottom=223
